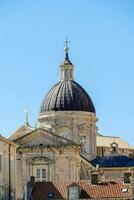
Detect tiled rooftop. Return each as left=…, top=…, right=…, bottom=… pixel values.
left=30, top=180, right=132, bottom=200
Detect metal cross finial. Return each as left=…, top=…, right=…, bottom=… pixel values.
left=24, top=106, right=29, bottom=126
left=64, top=37, right=70, bottom=52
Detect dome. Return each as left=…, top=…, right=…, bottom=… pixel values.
left=40, top=41, right=96, bottom=115
left=40, top=80, right=95, bottom=114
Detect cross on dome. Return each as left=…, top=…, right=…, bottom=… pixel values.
left=63, top=38, right=72, bottom=65
left=64, top=38, right=70, bottom=53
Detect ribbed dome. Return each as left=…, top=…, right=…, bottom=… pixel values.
left=40, top=80, right=95, bottom=114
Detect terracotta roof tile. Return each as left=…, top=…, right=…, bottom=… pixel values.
left=30, top=180, right=132, bottom=200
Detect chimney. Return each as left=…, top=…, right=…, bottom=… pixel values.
left=68, top=183, right=80, bottom=199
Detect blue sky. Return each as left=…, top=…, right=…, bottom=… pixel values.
left=0, top=0, right=134, bottom=145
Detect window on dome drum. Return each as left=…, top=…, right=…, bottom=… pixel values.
left=80, top=136, right=87, bottom=154
left=36, top=169, right=46, bottom=182
left=124, top=173, right=131, bottom=183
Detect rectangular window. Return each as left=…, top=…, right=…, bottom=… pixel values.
left=36, top=169, right=40, bottom=180
left=36, top=168, right=46, bottom=182
left=42, top=169, right=46, bottom=179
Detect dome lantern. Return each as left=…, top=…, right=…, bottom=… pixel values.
left=60, top=39, right=74, bottom=81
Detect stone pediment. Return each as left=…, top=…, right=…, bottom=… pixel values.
left=28, top=156, right=53, bottom=164
left=9, top=124, right=34, bottom=141
left=16, top=128, right=76, bottom=147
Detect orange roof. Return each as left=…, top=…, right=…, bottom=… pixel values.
left=30, top=180, right=132, bottom=200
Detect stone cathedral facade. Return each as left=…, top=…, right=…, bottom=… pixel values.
left=9, top=44, right=98, bottom=199
left=0, top=43, right=134, bottom=199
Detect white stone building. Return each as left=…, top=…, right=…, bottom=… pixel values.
left=0, top=135, right=16, bottom=199
left=96, top=133, right=134, bottom=157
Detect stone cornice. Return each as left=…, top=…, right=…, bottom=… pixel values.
left=39, top=111, right=98, bottom=122
left=17, top=143, right=81, bottom=152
